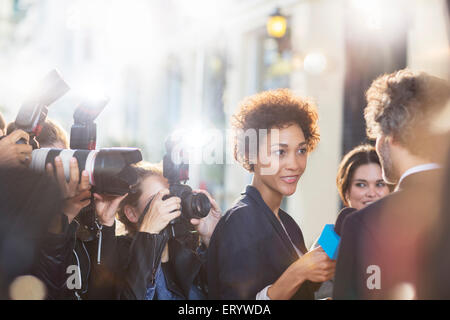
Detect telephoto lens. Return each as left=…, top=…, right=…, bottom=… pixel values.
left=30, top=147, right=142, bottom=195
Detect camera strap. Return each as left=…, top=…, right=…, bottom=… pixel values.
left=95, top=219, right=103, bottom=265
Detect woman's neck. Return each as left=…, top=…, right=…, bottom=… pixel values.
left=251, top=175, right=283, bottom=219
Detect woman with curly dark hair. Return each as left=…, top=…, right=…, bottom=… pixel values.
left=207, top=89, right=336, bottom=300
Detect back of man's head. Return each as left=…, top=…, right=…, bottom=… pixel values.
left=364, top=69, right=450, bottom=160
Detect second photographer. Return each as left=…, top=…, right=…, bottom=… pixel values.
left=117, top=162, right=221, bottom=300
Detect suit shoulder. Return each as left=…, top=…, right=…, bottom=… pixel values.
left=347, top=191, right=400, bottom=225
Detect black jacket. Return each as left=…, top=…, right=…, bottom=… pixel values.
left=207, top=185, right=316, bottom=300
left=33, top=214, right=129, bottom=300
left=333, top=169, right=443, bottom=299
left=119, top=231, right=207, bottom=300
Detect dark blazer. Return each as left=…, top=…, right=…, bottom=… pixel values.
left=333, top=168, right=443, bottom=299
left=207, top=185, right=315, bottom=300
left=334, top=207, right=357, bottom=237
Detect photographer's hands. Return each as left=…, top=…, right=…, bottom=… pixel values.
left=46, top=156, right=91, bottom=223
left=139, top=189, right=182, bottom=234
left=0, top=129, right=32, bottom=168
left=190, top=189, right=221, bottom=248
left=94, top=192, right=128, bottom=227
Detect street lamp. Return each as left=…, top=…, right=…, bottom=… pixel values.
left=266, top=8, right=287, bottom=38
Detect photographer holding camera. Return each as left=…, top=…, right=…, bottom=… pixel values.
left=31, top=119, right=130, bottom=299
left=117, top=162, right=221, bottom=300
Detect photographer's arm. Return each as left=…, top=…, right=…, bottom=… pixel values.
left=119, top=232, right=168, bottom=300
left=32, top=214, right=78, bottom=300
left=82, top=193, right=127, bottom=299
left=32, top=158, right=91, bottom=299
left=120, top=189, right=181, bottom=300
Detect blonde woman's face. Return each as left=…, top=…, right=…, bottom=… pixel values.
left=346, top=163, right=390, bottom=210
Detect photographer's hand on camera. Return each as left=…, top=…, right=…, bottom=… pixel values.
left=46, top=156, right=92, bottom=223
left=190, top=189, right=221, bottom=248
left=139, top=189, right=182, bottom=234
left=0, top=129, right=32, bottom=168
left=94, top=193, right=128, bottom=227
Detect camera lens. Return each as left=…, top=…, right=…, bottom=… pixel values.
left=183, top=192, right=211, bottom=220
left=30, top=147, right=142, bottom=194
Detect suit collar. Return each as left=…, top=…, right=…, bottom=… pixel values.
left=397, top=163, right=441, bottom=188
left=396, top=167, right=442, bottom=192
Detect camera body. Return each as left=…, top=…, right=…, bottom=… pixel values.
left=161, top=135, right=211, bottom=238
left=70, top=98, right=109, bottom=150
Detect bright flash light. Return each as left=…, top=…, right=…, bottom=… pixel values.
left=173, top=123, right=216, bottom=151
left=183, top=128, right=210, bottom=149
left=303, top=52, right=327, bottom=75
left=10, top=67, right=47, bottom=98
left=72, top=79, right=108, bottom=103
left=351, top=0, right=383, bottom=30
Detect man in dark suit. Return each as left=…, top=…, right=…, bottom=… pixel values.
left=333, top=69, right=450, bottom=299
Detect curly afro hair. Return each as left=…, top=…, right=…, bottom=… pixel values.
left=232, top=89, right=320, bottom=172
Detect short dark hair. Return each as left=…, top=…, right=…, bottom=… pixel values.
left=232, top=89, right=320, bottom=171
left=365, top=69, right=450, bottom=158
left=336, top=144, right=385, bottom=207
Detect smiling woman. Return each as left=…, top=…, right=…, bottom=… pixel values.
left=207, top=89, right=336, bottom=300
left=336, top=144, right=391, bottom=210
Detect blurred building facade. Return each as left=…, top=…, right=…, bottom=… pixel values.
left=0, top=0, right=448, bottom=246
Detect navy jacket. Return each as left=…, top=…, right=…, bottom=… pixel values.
left=207, top=185, right=315, bottom=300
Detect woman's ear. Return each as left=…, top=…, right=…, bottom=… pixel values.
left=124, top=205, right=139, bottom=223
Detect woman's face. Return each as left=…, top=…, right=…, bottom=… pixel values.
left=253, top=124, right=308, bottom=197
left=134, top=175, right=169, bottom=219
left=346, top=163, right=390, bottom=210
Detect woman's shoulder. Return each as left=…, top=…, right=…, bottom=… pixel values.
left=222, top=196, right=261, bottom=225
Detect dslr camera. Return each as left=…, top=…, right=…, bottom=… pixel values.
left=28, top=94, right=142, bottom=239
left=159, top=134, right=211, bottom=239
